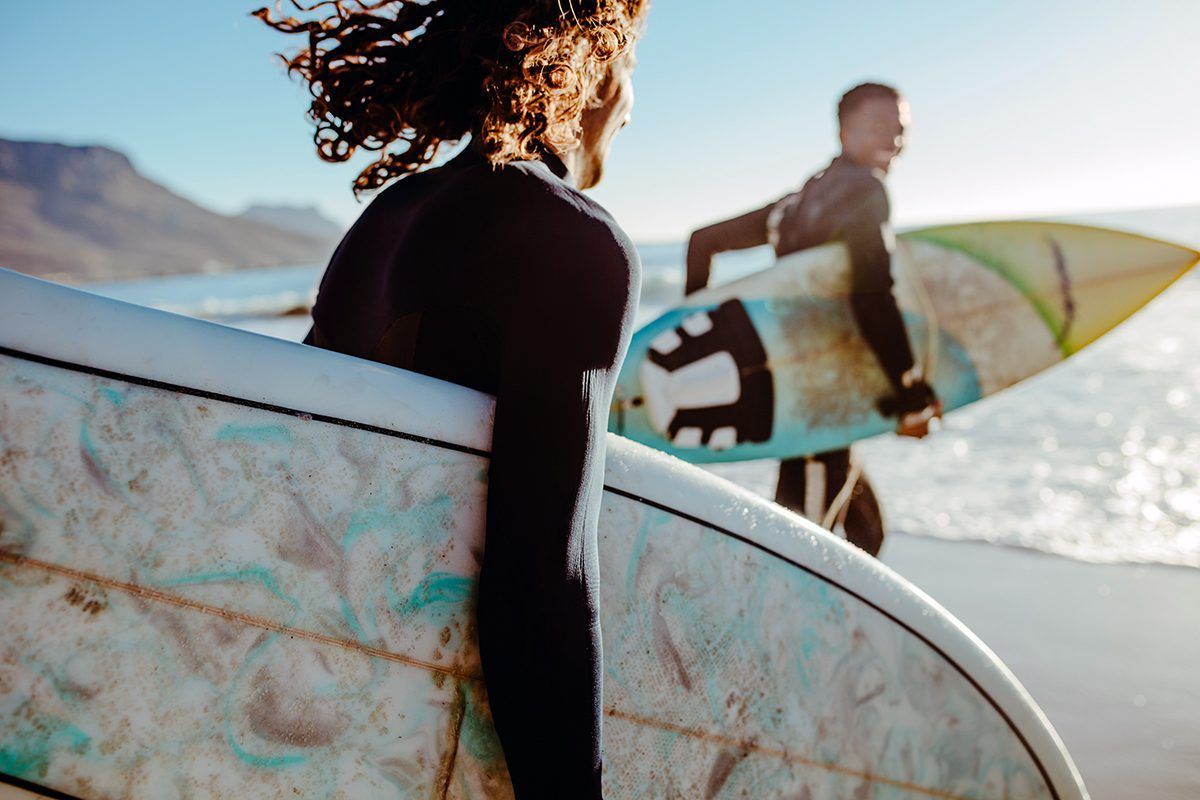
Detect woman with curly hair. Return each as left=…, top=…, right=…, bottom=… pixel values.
left=255, top=1, right=650, bottom=796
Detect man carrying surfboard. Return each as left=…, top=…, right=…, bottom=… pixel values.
left=257, top=2, right=650, bottom=797
left=684, top=82, right=940, bottom=556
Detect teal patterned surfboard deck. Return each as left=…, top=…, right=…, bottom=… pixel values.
left=0, top=270, right=1085, bottom=798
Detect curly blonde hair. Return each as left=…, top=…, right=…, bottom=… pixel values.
left=254, top=0, right=649, bottom=195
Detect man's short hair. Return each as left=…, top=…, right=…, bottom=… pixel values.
left=837, top=83, right=902, bottom=125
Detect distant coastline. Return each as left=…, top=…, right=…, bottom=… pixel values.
left=4, top=137, right=1194, bottom=286
left=0, top=138, right=344, bottom=283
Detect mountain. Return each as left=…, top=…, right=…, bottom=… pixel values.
left=0, top=139, right=337, bottom=282
left=237, top=204, right=345, bottom=242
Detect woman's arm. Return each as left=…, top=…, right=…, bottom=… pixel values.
left=476, top=213, right=638, bottom=795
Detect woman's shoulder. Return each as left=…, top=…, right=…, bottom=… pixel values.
left=470, top=160, right=637, bottom=271
left=480, top=158, right=624, bottom=224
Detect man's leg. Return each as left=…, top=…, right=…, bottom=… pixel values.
left=775, top=456, right=809, bottom=514
left=843, top=471, right=885, bottom=556
left=819, top=448, right=885, bottom=557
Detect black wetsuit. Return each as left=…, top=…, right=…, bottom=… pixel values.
left=305, top=148, right=639, bottom=799
left=686, top=156, right=926, bottom=555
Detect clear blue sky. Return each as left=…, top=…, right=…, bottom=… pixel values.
left=3, top=1, right=1197, bottom=241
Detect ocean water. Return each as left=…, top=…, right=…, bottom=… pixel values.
left=84, top=209, right=1200, bottom=568
left=710, top=272, right=1200, bottom=568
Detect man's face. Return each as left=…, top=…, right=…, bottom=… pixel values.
left=839, top=96, right=910, bottom=175
left=576, top=51, right=636, bottom=190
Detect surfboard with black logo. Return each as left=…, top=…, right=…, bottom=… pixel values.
left=611, top=221, right=1198, bottom=463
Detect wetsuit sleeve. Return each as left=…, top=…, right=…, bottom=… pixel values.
left=478, top=216, right=638, bottom=794
left=841, top=181, right=917, bottom=393
left=685, top=204, right=773, bottom=295
left=488, top=225, right=637, bottom=557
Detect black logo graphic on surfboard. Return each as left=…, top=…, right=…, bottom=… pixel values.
left=639, top=299, right=774, bottom=450
left=1046, top=236, right=1076, bottom=347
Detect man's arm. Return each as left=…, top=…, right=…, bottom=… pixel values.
left=685, top=204, right=773, bottom=295
left=841, top=181, right=937, bottom=426
left=841, top=182, right=914, bottom=390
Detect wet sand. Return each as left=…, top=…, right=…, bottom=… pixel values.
left=882, top=533, right=1200, bottom=799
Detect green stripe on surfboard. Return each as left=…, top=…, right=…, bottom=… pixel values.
left=907, top=222, right=1199, bottom=356
left=906, top=228, right=1074, bottom=356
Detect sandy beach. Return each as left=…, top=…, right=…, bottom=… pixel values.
left=883, top=534, right=1200, bottom=799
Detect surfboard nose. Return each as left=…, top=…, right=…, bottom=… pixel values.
left=909, top=221, right=1199, bottom=354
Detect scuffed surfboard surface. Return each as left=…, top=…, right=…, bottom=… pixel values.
left=1, top=352, right=1059, bottom=799
left=613, top=222, right=1198, bottom=463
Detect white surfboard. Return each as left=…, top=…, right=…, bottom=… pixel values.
left=0, top=269, right=1086, bottom=799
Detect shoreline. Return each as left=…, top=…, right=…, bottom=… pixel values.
left=891, top=530, right=1200, bottom=573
